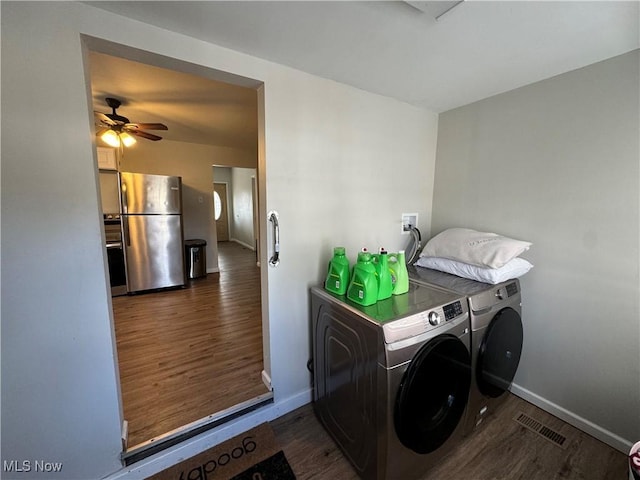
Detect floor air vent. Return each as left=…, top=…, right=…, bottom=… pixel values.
left=514, top=412, right=568, bottom=449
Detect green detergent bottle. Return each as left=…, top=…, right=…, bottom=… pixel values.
left=347, top=249, right=378, bottom=306
left=375, top=248, right=393, bottom=301
left=324, top=247, right=350, bottom=295
left=389, top=250, right=409, bottom=295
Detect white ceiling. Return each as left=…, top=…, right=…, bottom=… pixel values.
left=88, top=1, right=639, bottom=147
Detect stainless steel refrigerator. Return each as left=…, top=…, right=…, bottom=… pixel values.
left=120, top=172, right=186, bottom=293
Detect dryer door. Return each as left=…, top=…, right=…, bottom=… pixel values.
left=476, top=307, right=523, bottom=398
left=394, top=335, right=471, bottom=454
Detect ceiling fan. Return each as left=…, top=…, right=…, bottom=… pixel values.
left=95, top=97, right=168, bottom=147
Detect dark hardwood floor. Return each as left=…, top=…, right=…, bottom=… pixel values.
left=113, top=241, right=267, bottom=449
left=271, top=393, right=628, bottom=480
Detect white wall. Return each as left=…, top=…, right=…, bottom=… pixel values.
left=212, top=167, right=257, bottom=250
left=1, top=3, right=438, bottom=479
left=230, top=168, right=256, bottom=249
left=432, top=50, right=640, bottom=451
left=213, top=166, right=232, bottom=184
left=1, top=5, right=125, bottom=479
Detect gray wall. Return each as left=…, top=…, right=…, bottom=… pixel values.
left=213, top=166, right=232, bottom=184
left=432, top=50, right=640, bottom=450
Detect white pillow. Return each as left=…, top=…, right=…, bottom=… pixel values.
left=415, top=256, right=533, bottom=285
left=420, top=228, right=532, bottom=269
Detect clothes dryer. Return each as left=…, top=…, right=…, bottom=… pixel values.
left=409, top=266, right=524, bottom=436
left=311, top=282, right=471, bottom=480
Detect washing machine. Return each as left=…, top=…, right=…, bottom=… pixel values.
left=311, top=282, right=471, bottom=480
left=408, top=266, right=524, bottom=436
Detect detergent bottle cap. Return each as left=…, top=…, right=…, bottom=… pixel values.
left=357, top=251, right=372, bottom=263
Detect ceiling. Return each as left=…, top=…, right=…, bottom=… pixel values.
left=89, top=52, right=259, bottom=150
left=88, top=1, right=639, bottom=148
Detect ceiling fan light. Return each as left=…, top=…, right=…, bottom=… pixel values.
left=120, top=131, right=137, bottom=147
left=101, top=129, right=121, bottom=147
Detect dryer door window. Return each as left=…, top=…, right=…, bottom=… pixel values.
left=394, top=335, right=471, bottom=454
left=476, top=307, right=523, bottom=398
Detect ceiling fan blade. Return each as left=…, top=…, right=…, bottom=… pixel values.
left=128, top=129, right=163, bottom=141
left=94, top=112, right=117, bottom=126
left=125, top=122, right=168, bottom=131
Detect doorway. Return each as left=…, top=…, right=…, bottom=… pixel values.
left=111, top=245, right=268, bottom=452
left=214, top=183, right=230, bottom=242
left=87, top=46, right=271, bottom=461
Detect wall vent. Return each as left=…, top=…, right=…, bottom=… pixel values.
left=514, top=412, right=568, bottom=449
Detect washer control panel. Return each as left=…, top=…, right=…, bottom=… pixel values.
left=443, top=301, right=464, bottom=320
left=383, top=300, right=466, bottom=344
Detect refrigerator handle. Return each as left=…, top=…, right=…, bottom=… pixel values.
left=121, top=182, right=128, bottom=214
left=268, top=211, right=280, bottom=267
left=122, top=216, right=131, bottom=247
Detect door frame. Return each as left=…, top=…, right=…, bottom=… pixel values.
left=84, top=35, right=272, bottom=464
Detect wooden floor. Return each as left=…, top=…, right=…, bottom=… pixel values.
left=113, top=241, right=267, bottom=449
left=271, top=393, right=627, bottom=480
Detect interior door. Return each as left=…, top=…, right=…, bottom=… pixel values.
left=214, top=182, right=229, bottom=242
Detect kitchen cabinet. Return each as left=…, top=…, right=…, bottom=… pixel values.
left=97, top=146, right=118, bottom=170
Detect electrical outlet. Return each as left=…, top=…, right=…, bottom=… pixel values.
left=401, top=213, right=418, bottom=234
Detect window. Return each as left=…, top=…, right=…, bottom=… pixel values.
left=213, top=190, right=222, bottom=220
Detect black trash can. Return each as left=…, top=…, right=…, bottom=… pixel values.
left=185, top=239, right=207, bottom=279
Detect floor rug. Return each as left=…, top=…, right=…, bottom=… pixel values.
left=148, top=423, right=296, bottom=480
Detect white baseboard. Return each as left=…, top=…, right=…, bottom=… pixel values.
left=103, top=389, right=313, bottom=480
left=261, top=370, right=273, bottom=391
left=206, top=267, right=219, bottom=274
left=265, top=388, right=313, bottom=422
left=510, top=383, right=633, bottom=453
